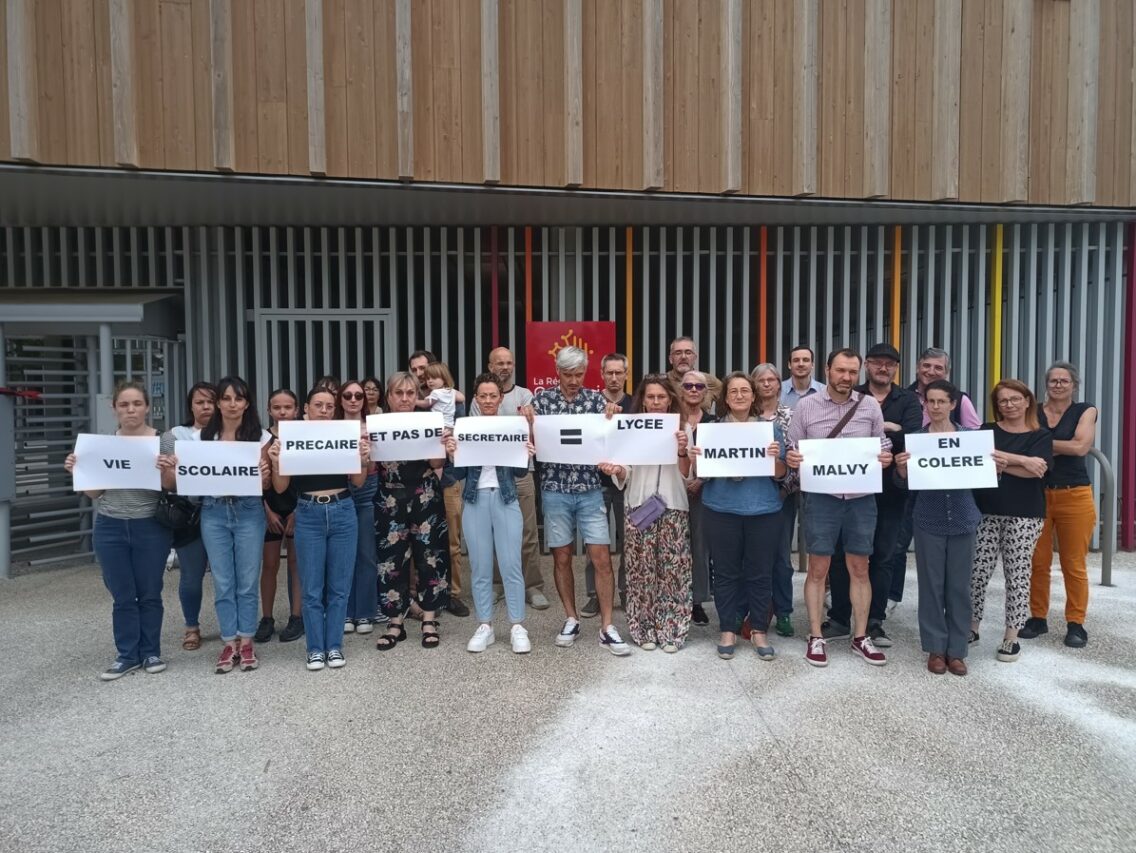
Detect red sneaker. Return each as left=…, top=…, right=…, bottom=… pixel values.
left=805, top=635, right=828, bottom=667
left=851, top=634, right=887, bottom=666
left=238, top=642, right=258, bottom=671
left=215, top=643, right=238, bottom=675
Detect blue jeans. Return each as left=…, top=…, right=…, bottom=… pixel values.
left=175, top=535, right=209, bottom=628
left=347, top=472, right=379, bottom=622
left=463, top=488, right=525, bottom=624
left=200, top=496, right=267, bottom=642
left=293, top=496, right=357, bottom=655
left=541, top=489, right=610, bottom=548
left=772, top=495, right=798, bottom=617
left=93, top=514, right=171, bottom=664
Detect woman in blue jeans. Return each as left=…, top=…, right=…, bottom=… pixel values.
left=339, top=379, right=380, bottom=636
left=160, top=381, right=216, bottom=652
left=190, top=376, right=271, bottom=674
left=447, top=373, right=535, bottom=654
left=268, top=385, right=370, bottom=671
left=66, top=381, right=176, bottom=681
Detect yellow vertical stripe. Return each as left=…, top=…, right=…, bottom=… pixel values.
left=991, top=224, right=1003, bottom=389
left=625, top=226, right=634, bottom=393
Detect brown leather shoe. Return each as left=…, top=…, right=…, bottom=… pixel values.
left=927, top=653, right=947, bottom=675
left=946, top=656, right=968, bottom=676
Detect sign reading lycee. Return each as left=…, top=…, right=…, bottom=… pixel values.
left=904, top=430, right=997, bottom=490
left=278, top=420, right=362, bottom=475
left=532, top=414, right=679, bottom=465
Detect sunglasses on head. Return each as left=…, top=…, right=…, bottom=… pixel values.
left=341, top=392, right=365, bottom=401
left=682, top=382, right=707, bottom=391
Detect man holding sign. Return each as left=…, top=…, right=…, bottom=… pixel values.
left=522, top=346, right=630, bottom=656
left=786, top=348, right=893, bottom=668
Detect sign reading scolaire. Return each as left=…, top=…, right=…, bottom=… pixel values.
left=695, top=421, right=776, bottom=478
left=366, top=412, right=446, bottom=462
left=603, top=413, right=681, bottom=465
left=798, top=436, right=883, bottom=494
left=278, top=420, right=362, bottom=476
left=905, top=430, right=997, bottom=490
left=175, top=440, right=263, bottom=496
left=453, top=416, right=530, bottom=468
left=71, top=433, right=161, bottom=491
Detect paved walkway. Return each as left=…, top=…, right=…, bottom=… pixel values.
left=1, top=552, right=1134, bottom=853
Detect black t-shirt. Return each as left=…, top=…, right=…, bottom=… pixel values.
left=1043, top=402, right=1094, bottom=488
left=974, top=423, right=1053, bottom=518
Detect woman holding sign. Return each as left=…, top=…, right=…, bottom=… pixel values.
left=373, top=372, right=452, bottom=650
left=969, top=380, right=1053, bottom=664
left=339, top=380, right=381, bottom=635
left=65, top=381, right=176, bottom=681
left=193, top=377, right=272, bottom=674
left=448, top=373, right=536, bottom=654
left=893, top=380, right=982, bottom=676
left=599, top=375, right=693, bottom=652
left=268, top=385, right=370, bottom=670
left=689, top=372, right=787, bottom=661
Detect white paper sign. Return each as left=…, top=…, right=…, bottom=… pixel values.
left=175, top=440, right=263, bottom=496
left=798, top=436, right=883, bottom=494
left=533, top=415, right=608, bottom=464
left=72, top=434, right=161, bottom=491
left=604, top=413, right=681, bottom=465
left=453, top=416, right=530, bottom=468
left=695, top=421, right=776, bottom=478
left=366, top=412, right=446, bottom=462
left=278, top=420, right=363, bottom=476
left=905, top=430, right=997, bottom=490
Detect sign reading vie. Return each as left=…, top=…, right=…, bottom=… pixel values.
left=453, top=416, right=530, bottom=468
left=71, top=434, right=161, bottom=491
left=798, top=437, right=883, bottom=494
left=905, top=430, right=997, bottom=490
left=694, top=421, right=776, bottom=478
left=278, top=420, right=362, bottom=476
left=175, top=440, right=263, bottom=496
left=366, top=412, right=446, bottom=462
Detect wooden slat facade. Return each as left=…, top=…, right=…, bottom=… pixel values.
left=3, top=0, right=1136, bottom=207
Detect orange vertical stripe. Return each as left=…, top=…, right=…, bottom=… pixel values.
left=759, top=226, right=768, bottom=363
left=891, top=225, right=902, bottom=352
left=625, top=226, right=634, bottom=391
left=524, top=227, right=533, bottom=323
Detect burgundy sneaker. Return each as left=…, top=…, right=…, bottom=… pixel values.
left=851, top=634, right=887, bottom=666
left=805, top=635, right=828, bottom=667
left=215, top=643, right=238, bottom=675
left=238, top=642, right=258, bottom=671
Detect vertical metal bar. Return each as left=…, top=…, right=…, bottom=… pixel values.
left=725, top=228, right=734, bottom=369
left=124, top=339, right=133, bottom=379
left=941, top=226, right=953, bottom=353
left=198, top=228, right=212, bottom=381
left=975, top=226, right=988, bottom=398
left=1025, top=224, right=1039, bottom=385
left=706, top=229, right=715, bottom=375
left=858, top=226, right=868, bottom=353
left=77, top=227, right=88, bottom=288
left=405, top=227, right=416, bottom=352
left=541, top=227, right=549, bottom=321
left=758, top=226, right=767, bottom=365
left=472, top=227, right=482, bottom=392
left=907, top=227, right=919, bottom=377
left=1059, top=223, right=1072, bottom=358
left=147, top=226, right=158, bottom=287
left=441, top=228, right=450, bottom=365
left=773, top=227, right=783, bottom=367
left=1076, top=222, right=1090, bottom=374
left=235, top=228, right=248, bottom=380
left=388, top=227, right=400, bottom=366
left=658, top=227, right=667, bottom=365
left=808, top=226, right=818, bottom=352
left=557, top=227, right=566, bottom=320
left=791, top=227, right=801, bottom=347
left=39, top=226, right=51, bottom=287
left=824, top=227, right=834, bottom=356
left=574, top=226, right=583, bottom=321
left=491, top=226, right=500, bottom=347
left=693, top=228, right=703, bottom=367
left=164, top=226, right=175, bottom=289
left=607, top=227, right=615, bottom=323
left=925, top=226, right=937, bottom=361
left=959, top=227, right=970, bottom=390
left=1092, top=222, right=1106, bottom=432
left=624, top=226, right=634, bottom=385
left=676, top=228, right=684, bottom=334
left=354, top=227, right=365, bottom=310
left=1122, top=222, right=1136, bottom=550
left=592, top=226, right=600, bottom=320
left=129, top=226, right=140, bottom=287
left=1006, top=224, right=1021, bottom=379
left=253, top=228, right=265, bottom=402
left=841, top=226, right=851, bottom=349
left=307, top=227, right=317, bottom=313
left=457, top=227, right=467, bottom=385
left=1041, top=223, right=1055, bottom=372
left=507, top=227, right=517, bottom=348
left=423, top=228, right=433, bottom=352
left=111, top=228, right=122, bottom=286
left=216, top=228, right=230, bottom=377
left=641, top=227, right=651, bottom=371
left=744, top=227, right=754, bottom=371
left=59, top=227, right=70, bottom=288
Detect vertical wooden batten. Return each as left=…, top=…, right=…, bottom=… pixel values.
left=564, top=0, right=582, bottom=188
left=999, top=0, right=1031, bottom=203
left=721, top=0, right=742, bottom=194
left=862, top=0, right=890, bottom=198
left=305, top=0, right=326, bottom=176
left=481, top=0, right=500, bottom=183
left=931, top=0, right=961, bottom=201
left=396, top=0, right=413, bottom=180
left=791, top=0, right=818, bottom=196
left=6, top=0, right=39, bottom=162
left=1066, top=0, right=1099, bottom=204
left=209, top=0, right=235, bottom=171
left=642, top=0, right=663, bottom=191
left=108, top=0, right=137, bottom=167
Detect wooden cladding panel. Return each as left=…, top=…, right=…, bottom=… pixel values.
left=254, top=0, right=288, bottom=175
left=1095, top=0, right=1134, bottom=206
left=61, top=0, right=101, bottom=165
left=539, top=0, right=563, bottom=187
left=190, top=0, right=214, bottom=171
left=282, top=0, right=309, bottom=175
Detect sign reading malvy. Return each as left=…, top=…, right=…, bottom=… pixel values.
left=797, top=436, right=883, bottom=494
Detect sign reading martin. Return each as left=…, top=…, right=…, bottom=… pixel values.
left=694, top=421, right=776, bottom=478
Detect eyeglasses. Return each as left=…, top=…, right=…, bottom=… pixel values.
left=341, top=392, right=365, bottom=401
left=1047, top=378, right=1072, bottom=386
left=996, top=396, right=1026, bottom=407
left=682, top=382, right=707, bottom=391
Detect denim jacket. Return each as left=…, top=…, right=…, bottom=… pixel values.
left=452, top=464, right=529, bottom=505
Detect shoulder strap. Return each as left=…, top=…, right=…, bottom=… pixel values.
left=826, top=393, right=865, bottom=439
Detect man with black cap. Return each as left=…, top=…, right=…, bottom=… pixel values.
left=823, top=343, right=922, bottom=647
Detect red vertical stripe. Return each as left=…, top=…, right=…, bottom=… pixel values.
left=1122, top=223, right=1136, bottom=550
left=490, top=226, right=500, bottom=348
left=759, top=225, right=768, bottom=363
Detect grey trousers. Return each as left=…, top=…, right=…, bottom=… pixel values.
left=914, top=527, right=976, bottom=660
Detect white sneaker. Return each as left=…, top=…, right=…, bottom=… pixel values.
left=511, top=624, right=532, bottom=654
left=599, top=625, right=632, bottom=656
left=343, top=620, right=355, bottom=634
left=466, top=623, right=496, bottom=653
left=527, top=590, right=550, bottom=610
left=355, top=619, right=374, bottom=635
left=555, top=618, right=581, bottom=647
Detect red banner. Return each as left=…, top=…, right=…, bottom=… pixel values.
left=525, top=321, right=617, bottom=393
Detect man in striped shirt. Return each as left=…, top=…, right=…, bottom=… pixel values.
left=786, top=348, right=893, bottom=669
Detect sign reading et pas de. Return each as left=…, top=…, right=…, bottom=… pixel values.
left=174, top=440, right=263, bottom=496
left=366, top=412, right=446, bottom=462
left=798, top=436, right=883, bottom=494
left=694, top=421, right=776, bottom=478
left=71, top=433, right=161, bottom=491
left=904, top=430, right=997, bottom=490
left=278, top=420, right=363, bottom=476
left=532, top=414, right=679, bottom=465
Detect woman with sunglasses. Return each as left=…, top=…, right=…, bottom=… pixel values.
left=970, top=379, right=1052, bottom=663
left=1023, top=362, right=1097, bottom=649
left=339, top=380, right=382, bottom=636
left=679, top=370, right=716, bottom=627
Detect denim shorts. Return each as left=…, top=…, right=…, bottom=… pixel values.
left=541, top=489, right=611, bottom=548
left=802, top=493, right=877, bottom=556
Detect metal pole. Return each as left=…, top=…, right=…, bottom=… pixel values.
left=98, top=323, right=114, bottom=396
left=1088, top=447, right=1117, bottom=587
left=0, top=322, right=11, bottom=580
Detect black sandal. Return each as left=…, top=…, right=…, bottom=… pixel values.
left=421, top=619, right=440, bottom=649
left=376, top=622, right=406, bottom=651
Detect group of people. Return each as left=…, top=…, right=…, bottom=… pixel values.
left=67, top=334, right=1098, bottom=681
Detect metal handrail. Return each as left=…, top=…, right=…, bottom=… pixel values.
left=1088, top=447, right=1116, bottom=587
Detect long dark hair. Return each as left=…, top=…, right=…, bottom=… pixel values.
left=363, top=376, right=384, bottom=413
left=629, top=373, right=677, bottom=415
left=336, top=379, right=367, bottom=421
left=181, top=382, right=217, bottom=427
left=202, top=375, right=264, bottom=441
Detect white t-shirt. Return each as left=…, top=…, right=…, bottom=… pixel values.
left=427, top=388, right=457, bottom=427
left=477, top=465, right=499, bottom=490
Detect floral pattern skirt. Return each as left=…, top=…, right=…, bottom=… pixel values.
left=374, top=479, right=452, bottom=618
left=623, top=508, right=693, bottom=647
